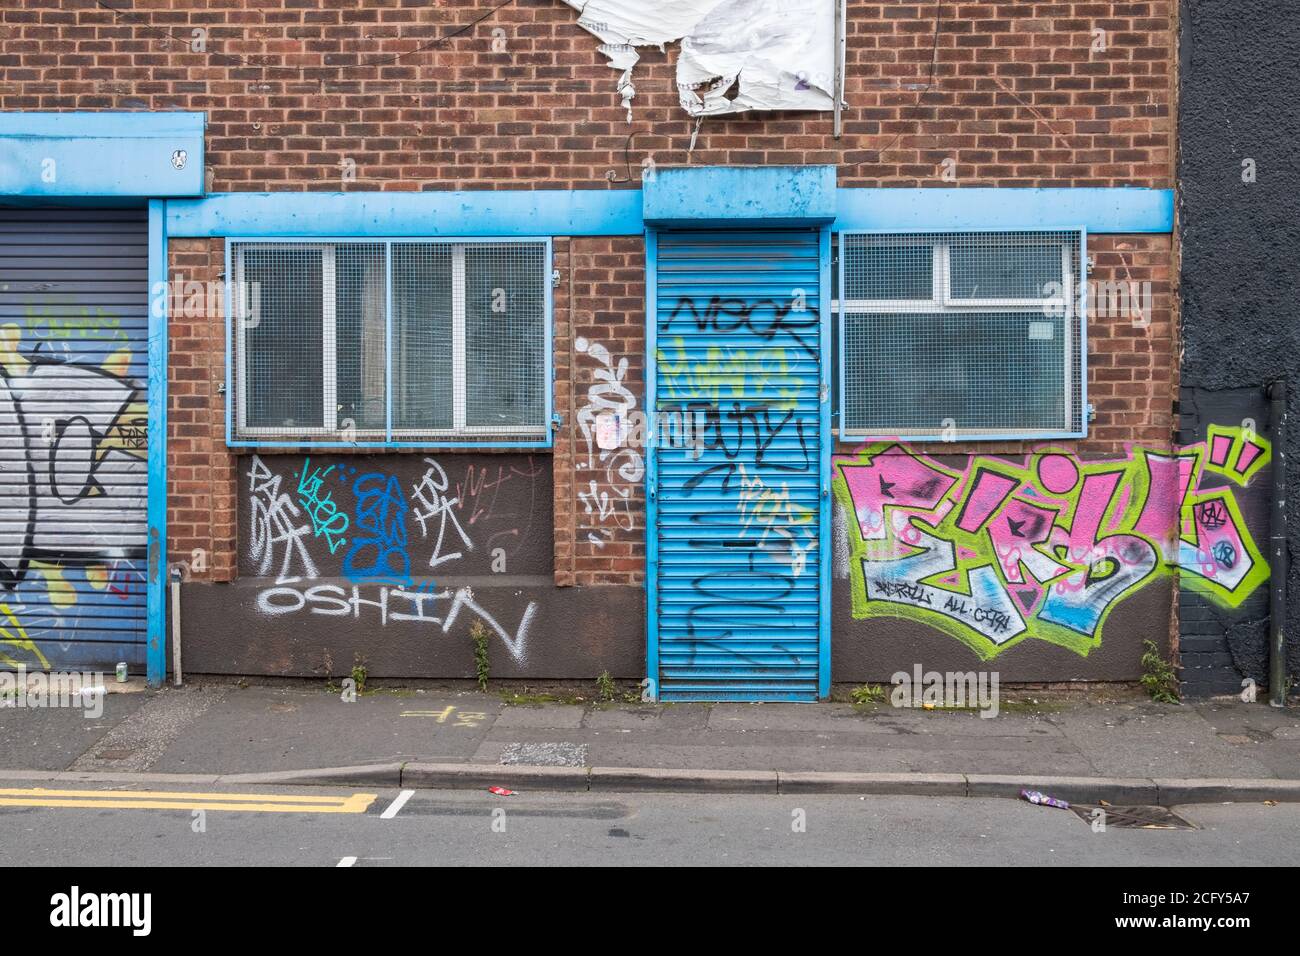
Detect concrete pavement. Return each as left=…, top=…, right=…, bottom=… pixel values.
left=5, top=677, right=1300, bottom=803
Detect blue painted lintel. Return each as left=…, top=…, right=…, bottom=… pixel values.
left=835, top=187, right=1174, bottom=234
left=168, top=189, right=644, bottom=238
left=166, top=185, right=1173, bottom=237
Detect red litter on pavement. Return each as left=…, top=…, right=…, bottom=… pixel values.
left=488, top=786, right=515, bottom=796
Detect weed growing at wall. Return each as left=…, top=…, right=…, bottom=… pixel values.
left=1140, top=640, right=1180, bottom=704
left=596, top=670, right=617, bottom=702
left=470, top=621, right=490, bottom=692
left=849, top=683, right=886, bottom=707
left=350, top=659, right=368, bottom=696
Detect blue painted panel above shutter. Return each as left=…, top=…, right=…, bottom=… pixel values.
left=652, top=229, right=824, bottom=701
left=0, top=111, right=205, bottom=198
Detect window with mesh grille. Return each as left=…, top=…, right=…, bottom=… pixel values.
left=231, top=240, right=549, bottom=444
left=838, top=230, right=1085, bottom=440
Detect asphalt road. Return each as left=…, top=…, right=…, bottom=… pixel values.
left=0, top=782, right=1294, bottom=866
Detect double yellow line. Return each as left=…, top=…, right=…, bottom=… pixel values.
left=0, top=787, right=377, bottom=814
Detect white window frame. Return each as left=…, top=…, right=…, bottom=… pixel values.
left=230, top=238, right=551, bottom=445
left=836, top=230, right=1085, bottom=441
left=234, top=242, right=366, bottom=440
left=388, top=240, right=548, bottom=440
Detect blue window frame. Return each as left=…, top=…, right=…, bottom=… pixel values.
left=224, top=237, right=553, bottom=449
left=836, top=228, right=1088, bottom=442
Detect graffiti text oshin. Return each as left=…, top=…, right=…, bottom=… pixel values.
left=257, top=583, right=536, bottom=662
left=833, top=426, right=1271, bottom=660
left=244, top=454, right=544, bottom=663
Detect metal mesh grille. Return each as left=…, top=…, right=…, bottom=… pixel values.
left=392, top=243, right=453, bottom=432
left=237, top=245, right=327, bottom=432
left=232, top=240, right=548, bottom=443
left=335, top=244, right=388, bottom=434
left=840, top=230, right=1084, bottom=439
left=463, top=243, right=547, bottom=432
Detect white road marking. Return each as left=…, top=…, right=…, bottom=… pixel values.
left=337, top=856, right=358, bottom=867
left=381, top=789, right=416, bottom=820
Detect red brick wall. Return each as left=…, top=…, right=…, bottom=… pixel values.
left=167, top=233, right=650, bottom=587
left=166, top=237, right=237, bottom=582
left=165, top=231, right=1169, bottom=582
left=47, top=1, right=1173, bottom=583
left=1083, top=232, right=1174, bottom=453
left=552, top=237, right=576, bottom=586
left=566, top=236, right=646, bottom=586
left=830, top=232, right=1176, bottom=461
left=1, top=1, right=1173, bottom=190
left=832, top=230, right=1180, bottom=463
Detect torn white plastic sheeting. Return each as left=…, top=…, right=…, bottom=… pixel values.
left=564, top=0, right=713, bottom=120
left=565, top=0, right=836, bottom=119
left=678, top=0, right=835, bottom=116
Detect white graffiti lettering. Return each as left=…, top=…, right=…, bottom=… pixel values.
left=410, top=458, right=474, bottom=569
left=257, top=582, right=536, bottom=662
left=575, top=337, right=644, bottom=549
left=248, top=455, right=318, bottom=584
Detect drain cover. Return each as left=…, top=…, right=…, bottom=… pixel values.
left=1070, top=805, right=1196, bottom=829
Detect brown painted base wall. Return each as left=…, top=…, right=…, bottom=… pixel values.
left=173, top=436, right=1267, bottom=685
left=175, top=450, right=643, bottom=678
left=826, top=443, right=1187, bottom=683
left=178, top=580, right=645, bottom=680
left=178, top=575, right=1170, bottom=683
left=826, top=424, right=1274, bottom=684
left=173, top=426, right=1271, bottom=685
left=831, top=577, right=1171, bottom=683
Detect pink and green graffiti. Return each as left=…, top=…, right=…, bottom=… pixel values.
left=832, top=426, right=1270, bottom=659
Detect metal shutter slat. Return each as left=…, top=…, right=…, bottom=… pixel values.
left=653, top=229, right=823, bottom=702
left=0, top=208, right=149, bottom=671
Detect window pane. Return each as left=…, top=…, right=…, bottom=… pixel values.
left=391, top=243, right=453, bottom=431
left=242, top=247, right=323, bottom=429
left=464, top=243, right=546, bottom=431
left=844, top=236, right=932, bottom=300
left=844, top=311, right=1066, bottom=433
left=334, top=244, right=387, bottom=432
left=236, top=240, right=550, bottom=443
left=840, top=231, right=1083, bottom=437
left=948, top=234, right=1063, bottom=299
